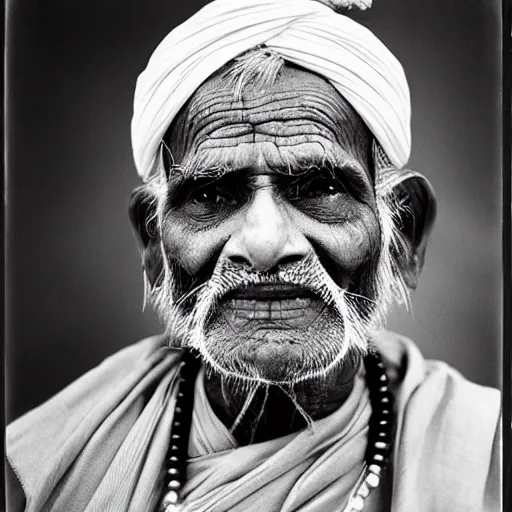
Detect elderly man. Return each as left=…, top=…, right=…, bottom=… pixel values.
left=6, top=0, right=500, bottom=511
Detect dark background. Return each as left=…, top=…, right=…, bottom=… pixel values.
left=5, top=0, right=502, bottom=422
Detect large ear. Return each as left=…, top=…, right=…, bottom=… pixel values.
left=128, top=186, right=164, bottom=289
left=379, top=170, right=437, bottom=290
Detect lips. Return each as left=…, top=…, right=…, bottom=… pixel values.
left=226, top=297, right=315, bottom=321
left=226, top=284, right=314, bottom=300
left=220, top=284, right=324, bottom=328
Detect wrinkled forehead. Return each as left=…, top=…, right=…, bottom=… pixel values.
left=167, top=63, right=373, bottom=177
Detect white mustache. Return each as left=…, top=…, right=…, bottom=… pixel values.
left=183, top=252, right=376, bottom=379
left=193, top=252, right=343, bottom=317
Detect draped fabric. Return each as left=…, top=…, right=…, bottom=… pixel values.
left=131, top=0, right=411, bottom=181
left=6, top=339, right=181, bottom=512
left=184, top=367, right=372, bottom=511
left=6, top=332, right=501, bottom=512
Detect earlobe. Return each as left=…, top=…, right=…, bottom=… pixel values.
left=401, top=252, right=422, bottom=290
left=381, top=171, right=437, bottom=290
left=129, top=187, right=164, bottom=289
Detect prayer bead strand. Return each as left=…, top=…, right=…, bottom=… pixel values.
left=343, top=350, right=394, bottom=512
left=160, top=350, right=200, bottom=512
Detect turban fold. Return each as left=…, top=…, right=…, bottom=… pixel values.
left=132, top=0, right=411, bottom=181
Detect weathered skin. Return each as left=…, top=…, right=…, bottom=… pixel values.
left=158, top=65, right=381, bottom=442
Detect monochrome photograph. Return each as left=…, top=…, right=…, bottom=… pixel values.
left=5, top=0, right=504, bottom=510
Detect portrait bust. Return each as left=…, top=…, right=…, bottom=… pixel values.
left=5, top=0, right=503, bottom=511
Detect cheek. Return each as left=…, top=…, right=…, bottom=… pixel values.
left=299, top=207, right=380, bottom=275
left=161, top=216, right=233, bottom=275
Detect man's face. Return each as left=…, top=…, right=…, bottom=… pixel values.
left=158, top=66, right=384, bottom=383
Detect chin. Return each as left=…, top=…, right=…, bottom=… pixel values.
left=193, top=308, right=362, bottom=385
left=232, top=330, right=311, bottom=383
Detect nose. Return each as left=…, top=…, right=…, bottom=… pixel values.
left=223, top=188, right=310, bottom=272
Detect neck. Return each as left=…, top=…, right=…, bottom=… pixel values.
left=203, top=354, right=361, bottom=445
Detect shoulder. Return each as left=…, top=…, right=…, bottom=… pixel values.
left=6, top=334, right=182, bottom=510
left=387, top=331, right=499, bottom=432
left=372, top=329, right=500, bottom=418
left=8, top=334, right=172, bottom=434
left=374, top=330, right=501, bottom=512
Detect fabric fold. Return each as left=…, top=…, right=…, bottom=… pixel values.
left=6, top=336, right=181, bottom=512
left=184, top=368, right=370, bottom=511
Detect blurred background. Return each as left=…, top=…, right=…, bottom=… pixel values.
left=5, top=0, right=502, bottom=422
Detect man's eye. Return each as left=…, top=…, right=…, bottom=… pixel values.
left=187, top=185, right=239, bottom=207
left=287, top=176, right=345, bottom=200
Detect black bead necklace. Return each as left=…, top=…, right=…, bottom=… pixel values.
left=159, top=349, right=394, bottom=512
left=160, top=350, right=201, bottom=512
left=342, top=350, right=395, bottom=512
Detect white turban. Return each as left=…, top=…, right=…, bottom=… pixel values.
left=132, top=0, right=411, bottom=181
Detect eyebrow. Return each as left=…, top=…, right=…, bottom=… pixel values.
left=266, top=157, right=373, bottom=194
left=171, top=153, right=369, bottom=178
left=166, top=170, right=248, bottom=209
left=164, top=135, right=373, bottom=181
left=275, top=163, right=373, bottom=201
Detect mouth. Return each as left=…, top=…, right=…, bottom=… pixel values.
left=220, top=284, right=324, bottom=327
left=225, top=284, right=315, bottom=301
